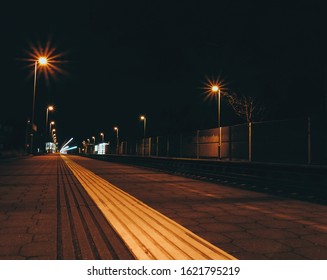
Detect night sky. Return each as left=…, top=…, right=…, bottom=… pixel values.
left=0, top=0, right=325, bottom=147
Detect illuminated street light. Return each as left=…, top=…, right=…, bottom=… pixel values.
left=50, top=126, right=57, bottom=150
left=100, top=132, right=104, bottom=142
left=140, top=115, right=147, bottom=156
left=49, top=121, right=55, bottom=134
left=140, top=115, right=147, bottom=138
left=114, top=127, right=119, bottom=154
left=38, top=56, right=48, bottom=65
left=30, top=56, right=48, bottom=153
left=92, top=136, right=95, bottom=144
left=211, top=85, right=221, bottom=159
left=45, top=105, right=54, bottom=146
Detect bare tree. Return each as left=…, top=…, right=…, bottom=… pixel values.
left=224, top=92, right=266, bottom=123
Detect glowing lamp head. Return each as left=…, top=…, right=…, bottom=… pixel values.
left=140, top=116, right=145, bottom=120
left=114, top=127, right=118, bottom=131
left=38, top=56, right=48, bottom=66
left=48, top=105, right=54, bottom=111
left=211, top=85, right=219, bottom=93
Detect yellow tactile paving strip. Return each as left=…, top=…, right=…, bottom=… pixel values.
left=61, top=155, right=236, bottom=260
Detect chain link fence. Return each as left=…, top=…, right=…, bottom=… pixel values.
left=109, top=117, right=326, bottom=164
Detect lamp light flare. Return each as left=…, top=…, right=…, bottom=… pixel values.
left=212, top=85, right=219, bottom=92
left=202, top=76, right=228, bottom=102
left=38, top=56, right=48, bottom=65
left=23, top=39, right=68, bottom=84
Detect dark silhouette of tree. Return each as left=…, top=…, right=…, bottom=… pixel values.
left=224, top=92, right=266, bottom=123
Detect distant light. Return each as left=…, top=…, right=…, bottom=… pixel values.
left=60, top=138, right=73, bottom=152
left=212, top=85, right=219, bottom=92
left=60, top=146, right=77, bottom=153
left=48, top=105, right=54, bottom=111
left=38, top=56, right=48, bottom=66
left=114, top=127, right=118, bottom=130
left=140, top=115, right=145, bottom=120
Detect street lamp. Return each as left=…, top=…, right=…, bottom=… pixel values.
left=30, top=56, right=48, bottom=153
left=114, top=127, right=119, bottom=154
left=52, top=128, right=56, bottom=144
left=100, top=132, right=104, bottom=142
left=140, top=115, right=146, bottom=156
left=45, top=105, right=54, bottom=144
left=49, top=121, right=55, bottom=136
left=211, top=85, right=221, bottom=159
left=140, top=115, right=147, bottom=138
left=92, top=136, right=96, bottom=144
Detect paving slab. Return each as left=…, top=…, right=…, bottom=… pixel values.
left=0, top=154, right=134, bottom=260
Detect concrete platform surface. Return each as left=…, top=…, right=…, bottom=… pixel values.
left=1, top=154, right=327, bottom=259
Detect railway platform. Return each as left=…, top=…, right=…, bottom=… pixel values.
left=0, top=154, right=327, bottom=259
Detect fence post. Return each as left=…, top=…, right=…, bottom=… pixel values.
left=248, top=122, right=252, bottom=161
left=180, top=134, right=183, bottom=158
left=218, top=127, right=222, bottom=159
left=196, top=130, right=199, bottom=159
left=229, top=126, right=232, bottom=160
left=149, top=137, right=151, bottom=157
left=308, top=117, right=311, bottom=164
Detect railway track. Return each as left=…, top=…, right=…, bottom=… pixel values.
left=85, top=154, right=327, bottom=204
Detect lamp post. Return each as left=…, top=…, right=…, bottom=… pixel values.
left=45, top=105, right=54, bottom=148
left=30, top=56, right=48, bottom=153
left=49, top=121, right=55, bottom=134
left=114, top=127, right=119, bottom=154
left=100, top=132, right=104, bottom=143
left=51, top=128, right=56, bottom=147
left=140, top=115, right=146, bottom=156
left=211, top=85, right=221, bottom=159
left=92, top=136, right=95, bottom=144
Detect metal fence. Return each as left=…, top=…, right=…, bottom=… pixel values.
left=108, top=117, right=326, bottom=164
